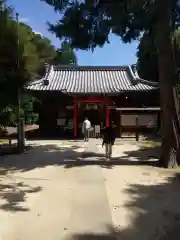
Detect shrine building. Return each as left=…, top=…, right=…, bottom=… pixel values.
left=26, top=65, right=160, bottom=138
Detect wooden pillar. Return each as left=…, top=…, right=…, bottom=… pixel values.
left=135, top=116, right=139, bottom=141
left=74, top=100, right=77, bottom=137
left=119, top=111, right=122, bottom=138
left=106, top=101, right=109, bottom=127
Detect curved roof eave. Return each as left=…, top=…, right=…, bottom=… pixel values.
left=127, top=65, right=159, bottom=87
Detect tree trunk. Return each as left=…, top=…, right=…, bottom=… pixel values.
left=156, top=0, right=180, bottom=168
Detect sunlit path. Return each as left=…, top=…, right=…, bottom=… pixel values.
left=0, top=140, right=179, bottom=240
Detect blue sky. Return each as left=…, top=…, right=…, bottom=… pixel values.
left=8, top=0, right=138, bottom=66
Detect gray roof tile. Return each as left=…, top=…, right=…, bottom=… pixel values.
left=26, top=65, right=158, bottom=93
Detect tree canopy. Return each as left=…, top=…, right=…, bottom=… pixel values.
left=136, top=28, right=180, bottom=82
left=43, top=0, right=180, bottom=49
left=136, top=31, right=159, bottom=82
left=0, top=0, right=77, bottom=127
left=53, top=41, right=77, bottom=65
left=43, top=0, right=180, bottom=167
left=0, top=0, right=77, bottom=100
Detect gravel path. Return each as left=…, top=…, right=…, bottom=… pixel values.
left=0, top=140, right=179, bottom=240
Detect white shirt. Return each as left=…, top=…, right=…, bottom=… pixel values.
left=83, top=119, right=91, bottom=129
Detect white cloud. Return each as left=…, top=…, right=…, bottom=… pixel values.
left=33, top=30, right=43, bottom=36
left=19, top=17, right=29, bottom=23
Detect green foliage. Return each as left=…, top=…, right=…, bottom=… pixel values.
left=0, top=105, right=17, bottom=126
left=22, top=96, right=40, bottom=125
left=136, top=31, right=159, bottom=82
left=0, top=0, right=78, bottom=127
left=0, top=2, right=32, bottom=111
left=0, top=95, right=40, bottom=126
left=19, top=23, right=41, bottom=79
left=31, top=33, right=56, bottom=76
left=0, top=3, right=29, bottom=108
left=137, top=28, right=180, bottom=82
left=43, top=0, right=179, bottom=49
left=43, top=1, right=179, bottom=84
left=53, top=41, right=77, bottom=65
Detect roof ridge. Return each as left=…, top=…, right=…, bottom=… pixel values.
left=53, top=65, right=128, bottom=70
left=26, top=64, right=158, bottom=92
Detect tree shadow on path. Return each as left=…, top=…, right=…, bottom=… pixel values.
left=68, top=174, right=180, bottom=240
left=0, top=143, right=161, bottom=172
left=0, top=181, right=42, bottom=212
left=1, top=142, right=179, bottom=239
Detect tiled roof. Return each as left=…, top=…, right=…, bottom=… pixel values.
left=26, top=65, right=158, bottom=94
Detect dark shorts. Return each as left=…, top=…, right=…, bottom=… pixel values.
left=84, top=129, right=89, bottom=138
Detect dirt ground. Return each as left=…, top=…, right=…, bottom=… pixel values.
left=0, top=139, right=180, bottom=240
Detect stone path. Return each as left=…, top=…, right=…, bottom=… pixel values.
left=0, top=140, right=180, bottom=240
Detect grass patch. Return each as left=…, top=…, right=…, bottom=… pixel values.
left=140, top=140, right=161, bottom=148
left=0, top=140, right=9, bottom=145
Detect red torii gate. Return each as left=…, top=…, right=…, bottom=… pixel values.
left=73, top=97, right=110, bottom=137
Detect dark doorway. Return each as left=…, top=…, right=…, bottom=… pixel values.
left=77, top=102, right=106, bottom=137
left=82, top=109, right=102, bottom=125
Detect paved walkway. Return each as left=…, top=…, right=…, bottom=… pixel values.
left=0, top=140, right=180, bottom=240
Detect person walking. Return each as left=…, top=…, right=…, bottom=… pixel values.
left=102, top=124, right=116, bottom=159
left=82, top=117, right=91, bottom=142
